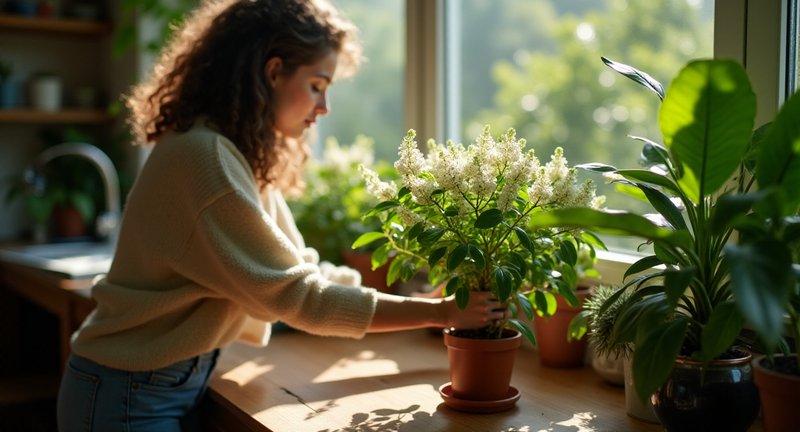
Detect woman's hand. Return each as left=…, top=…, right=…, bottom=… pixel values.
left=438, top=291, right=508, bottom=329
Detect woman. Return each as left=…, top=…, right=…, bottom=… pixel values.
left=56, top=0, right=506, bottom=430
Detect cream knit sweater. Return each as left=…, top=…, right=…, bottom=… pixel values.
left=70, top=123, right=378, bottom=371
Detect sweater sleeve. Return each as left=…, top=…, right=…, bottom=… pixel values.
left=174, top=189, right=377, bottom=339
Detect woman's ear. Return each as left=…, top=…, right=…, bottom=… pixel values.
left=265, top=57, right=283, bottom=88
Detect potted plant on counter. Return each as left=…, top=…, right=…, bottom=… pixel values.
left=527, top=57, right=767, bottom=431
left=723, top=82, right=800, bottom=432
left=288, top=135, right=398, bottom=292
left=355, top=125, right=602, bottom=411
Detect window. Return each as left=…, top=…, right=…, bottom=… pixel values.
left=445, top=0, right=715, bottom=252
left=316, top=0, right=406, bottom=163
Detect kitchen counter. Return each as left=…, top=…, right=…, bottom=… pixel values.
left=0, top=262, right=763, bottom=431
left=203, top=329, right=664, bottom=432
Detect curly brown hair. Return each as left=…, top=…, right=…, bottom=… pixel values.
left=125, top=0, right=362, bottom=191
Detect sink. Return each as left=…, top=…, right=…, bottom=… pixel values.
left=0, top=241, right=113, bottom=279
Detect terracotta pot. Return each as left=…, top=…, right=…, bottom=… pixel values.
left=651, top=349, right=760, bottom=432
left=443, top=328, right=521, bottom=401
left=753, top=354, right=800, bottom=432
left=533, top=288, right=590, bottom=368
left=341, top=251, right=395, bottom=293
left=52, top=205, right=87, bottom=238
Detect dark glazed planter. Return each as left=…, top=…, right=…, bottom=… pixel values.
left=753, top=354, right=800, bottom=432
left=651, top=350, right=760, bottom=432
left=443, top=328, right=521, bottom=402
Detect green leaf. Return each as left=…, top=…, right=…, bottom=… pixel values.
left=602, top=56, right=665, bottom=100
left=406, top=222, right=425, bottom=240
left=507, top=319, right=536, bottom=346
left=475, top=208, right=504, bottom=229
left=527, top=208, right=692, bottom=251
left=532, top=290, right=557, bottom=316
left=468, top=244, right=486, bottom=269
left=445, top=277, right=461, bottom=296
left=351, top=232, right=386, bottom=249
left=417, top=227, right=446, bottom=245
left=516, top=292, right=534, bottom=320
left=577, top=162, right=617, bottom=173
left=663, top=268, right=694, bottom=308
left=447, top=244, right=469, bottom=272
left=637, top=183, right=687, bottom=231
left=386, top=255, right=404, bottom=285
left=371, top=242, right=391, bottom=269
left=710, top=192, right=763, bottom=236
left=616, top=169, right=679, bottom=194
left=633, top=317, right=688, bottom=402
left=513, top=226, right=535, bottom=254
left=700, top=301, right=745, bottom=361
left=568, top=310, right=589, bottom=341
left=365, top=200, right=399, bottom=217
left=494, top=267, right=513, bottom=302
left=659, top=59, right=756, bottom=202
left=558, top=241, right=578, bottom=266
left=725, top=241, right=793, bottom=352
left=428, top=246, right=448, bottom=268
left=624, top=255, right=663, bottom=280
left=455, top=287, right=470, bottom=310
left=756, top=88, right=800, bottom=212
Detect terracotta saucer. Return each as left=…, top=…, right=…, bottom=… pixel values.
left=438, top=382, right=520, bottom=413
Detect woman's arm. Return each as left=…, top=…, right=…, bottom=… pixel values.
left=367, top=291, right=506, bottom=333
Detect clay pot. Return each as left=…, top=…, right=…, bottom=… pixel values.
left=443, top=328, right=521, bottom=401
left=52, top=205, right=87, bottom=238
left=753, top=354, right=800, bottom=432
left=533, top=288, right=590, bottom=368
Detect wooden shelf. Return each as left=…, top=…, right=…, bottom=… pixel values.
left=0, top=14, right=111, bottom=36
left=0, top=109, right=113, bottom=124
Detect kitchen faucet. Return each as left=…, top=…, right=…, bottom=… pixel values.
left=25, top=142, right=121, bottom=242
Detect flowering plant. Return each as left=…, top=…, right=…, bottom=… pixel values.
left=355, top=126, right=604, bottom=341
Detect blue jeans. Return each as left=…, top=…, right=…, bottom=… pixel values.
left=57, top=349, right=219, bottom=432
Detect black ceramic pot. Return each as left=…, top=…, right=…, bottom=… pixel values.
left=651, top=349, right=760, bottom=432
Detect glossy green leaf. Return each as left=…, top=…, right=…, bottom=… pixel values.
left=568, top=310, right=589, bottom=341
left=624, top=255, right=663, bottom=280
left=616, top=169, right=679, bottom=194
left=527, top=208, right=692, bottom=251
left=633, top=317, right=688, bottom=402
left=494, top=267, right=513, bottom=302
left=532, top=290, right=557, bottom=316
left=637, top=183, right=687, bottom=231
left=559, top=241, right=578, bottom=266
left=516, top=292, right=534, bottom=321
left=725, top=241, right=793, bottom=351
left=351, top=232, right=386, bottom=249
left=469, top=244, right=486, bottom=269
left=513, top=226, right=535, bottom=254
left=428, top=246, right=448, bottom=268
left=664, top=268, right=694, bottom=307
left=756, top=89, right=800, bottom=212
left=447, top=244, right=469, bottom=272
left=700, top=301, right=745, bottom=361
left=602, top=56, right=665, bottom=100
left=417, top=227, right=446, bottom=245
left=659, top=60, right=756, bottom=202
left=445, top=277, right=461, bottom=297
left=371, top=242, right=391, bottom=269
left=455, top=287, right=470, bottom=310
left=507, top=319, right=536, bottom=346
left=386, top=255, right=404, bottom=285
left=475, top=208, right=504, bottom=229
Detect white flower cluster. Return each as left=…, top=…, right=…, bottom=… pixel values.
left=360, top=125, right=601, bottom=215
left=315, top=135, right=375, bottom=175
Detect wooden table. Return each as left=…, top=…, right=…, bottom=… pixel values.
left=204, top=329, right=663, bottom=432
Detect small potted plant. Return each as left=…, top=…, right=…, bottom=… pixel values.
left=287, top=135, right=397, bottom=292
left=356, top=125, right=602, bottom=410
left=722, top=83, right=800, bottom=431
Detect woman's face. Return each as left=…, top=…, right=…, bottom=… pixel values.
left=268, top=51, right=338, bottom=139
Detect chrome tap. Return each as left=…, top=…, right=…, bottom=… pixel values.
left=26, top=142, right=121, bottom=242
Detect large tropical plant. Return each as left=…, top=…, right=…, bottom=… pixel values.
left=526, top=57, right=773, bottom=400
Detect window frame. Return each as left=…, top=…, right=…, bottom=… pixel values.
left=405, top=0, right=790, bottom=284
